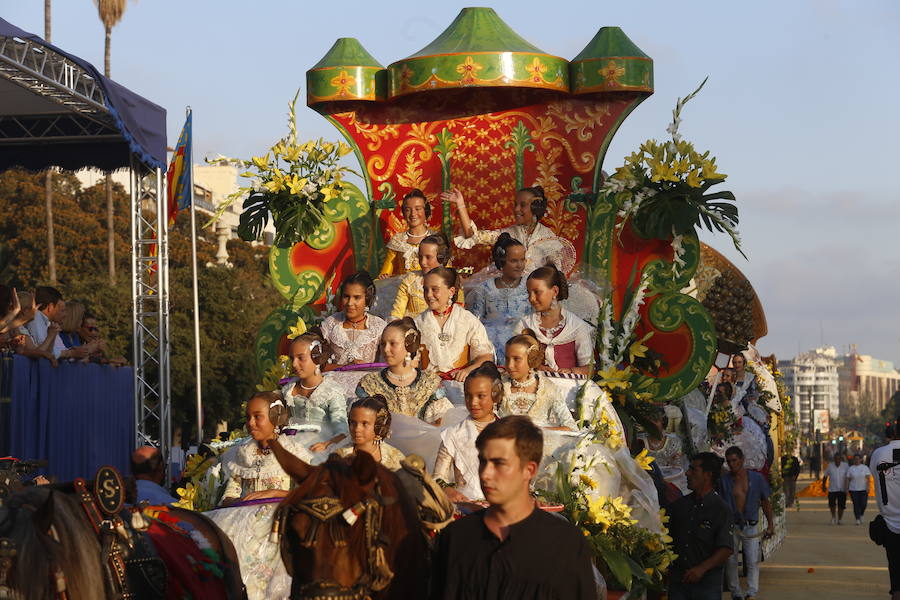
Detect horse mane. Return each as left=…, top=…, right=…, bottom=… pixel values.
left=0, top=487, right=106, bottom=600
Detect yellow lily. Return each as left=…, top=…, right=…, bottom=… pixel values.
left=701, top=159, right=725, bottom=180
left=287, top=174, right=309, bottom=196
left=628, top=332, right=653, bottom=363
left=251, top=153, right=270, bottom=170
left=338, top=142, right=353, bottom=157
left=288, top=319, right=307, bottom=339
left=579, top=474, right=598, bottom=490
left=271, top=142, right=286, bottom=158
left=634, top=448, right=655, bottom=471
left=320, top=185, right=340, bottom=202
left=264, top=174, right=286, bottom=194
left=597, top=366, right=633, bottom=390
left=281, top=144, right=303, bottom=162
left=685, top=168, right=703, bottom=188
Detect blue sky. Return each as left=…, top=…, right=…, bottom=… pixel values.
left=6, top=1, right=900, bottom=364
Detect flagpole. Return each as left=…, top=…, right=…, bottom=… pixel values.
left=186, top=106, right=203, bottom=446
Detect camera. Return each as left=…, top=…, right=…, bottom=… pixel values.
left=876, top=448, right=900, bottom=505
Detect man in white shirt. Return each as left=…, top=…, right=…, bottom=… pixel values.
left=25, top=286, right=88, bottom=361
left=823, top=453, right=849, bottom=524
left=847, top=454, right=872, bottom=525
left=870, top=422, right=900, bottom=600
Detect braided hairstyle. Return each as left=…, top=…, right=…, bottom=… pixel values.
left=291, top=327, right=333, bottom=367
left=491, top=232, right=525, bottom=270
left=402, top=188, right=432, bottom=219
left=339, top=270, right=377, bottom=308
left=505, top=330, right=544, bottom=369
left=384, top=316, right=422, bottom=360
left=425, top=266, right=461, bottom=304
left=250, top=390, right=290, bottom=430
left=350, top=394, right=392, bottom=441
left=527, top=265, right=569, bottom=301
left=419, top=232, right=452, bottom=266
left=519, top=185, right=548, bottom=222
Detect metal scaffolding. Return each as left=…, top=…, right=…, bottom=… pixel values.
left=131, top=159, right=170, bottom=460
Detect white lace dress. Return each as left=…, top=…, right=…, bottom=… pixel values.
left=205, top=435, right=314, bottom=600
left=320, top=312, right=386, bottom=365
left=515, top=309, right=595, bottom=371
left=466, top=278, right=530, bottom=363
left=433, top=416, right=494, bottom=500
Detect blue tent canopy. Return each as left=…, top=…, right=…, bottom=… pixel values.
left=0, top=17, right=166, bottom=171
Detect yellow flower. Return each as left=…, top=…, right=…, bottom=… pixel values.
left=628, top=332, right=653, bottom=363
left=174, top=483, right=196, bottom=510
left=320, top=185, right=340, bottom=202
left=271, top=142, right=286, bottom=158
left=685, top=169, right=703, bottom=188
left=526, top=57, right=547, bottom=83
left=286, top=174, right=309, bottom=196
left=337, top=142, right=352, bottom=157
left=597, top=366, right=632, bottom=390
left=700, top=159, right=725, bottom=180
left=580, top=474, right=598, bottom=490
left=251, top=153, right=270, bottom=170
left=644, top=567, right=654, bottom=577
left=455, top=56, right=484, bottom=83
left=330, top=70, right=357, bottom=97
left=281, top=144, right=303, bottom=162
left=264, top=174, right=286, bottom=193
left=598, top=60, right=625, bottom=85
left=288, top=318, right=307, bottom=340
left=650, top=160, right=677, bottom=183
left=634, top=448, right=655, bottom=471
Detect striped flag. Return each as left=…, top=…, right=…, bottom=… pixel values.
left=166, top=112, right=192, bottom=228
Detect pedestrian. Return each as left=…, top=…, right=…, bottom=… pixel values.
left=847, top=454, right=872, bottom=525
left=810, top=452, right=821, bottom=480
left=869, top=418, right=900, bottom=600
left=719, top=446, right=774, bottom=600
left=823, top=453, right=849, bottom=525
left=781, top=452, right=801, bottom=508
left=430, top=415, right=597, bottom=599
left=667, top=452, right=734, bottom=600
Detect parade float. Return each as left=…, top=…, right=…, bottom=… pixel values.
left=188, top=7, right=786, bottom=596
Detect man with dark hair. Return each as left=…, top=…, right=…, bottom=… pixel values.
left=667, top=452, right=734, bottom=600
left=25, top=286, right=89, bottom=361
left=131, top=446, right=176, bottom=505
left=719, top=446, right=773, bottom=600
left=431, top=415, right=597, bottom=599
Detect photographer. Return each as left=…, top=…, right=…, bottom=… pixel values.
left=869, top=418, right=900, bottom=600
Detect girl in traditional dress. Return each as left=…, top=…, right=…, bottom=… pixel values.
left=515, top=265, right=595, bottom=375
left=336, top=395, right=406, bottom=470
left=433, top=362, right=501, bottom=502
left=356, top=317, right=452, bottom=424
left=730, top=353, right=759, bottom=415
left=209, top=392, right=313, bottom=600
left=279, top=331, right=349, bottom=460
left=379, top=188, right=436, bottom=278
left=414, top=267, right=494, bottom=382
left=499, top=332, right=576, bottom=431
left=636, top=405, right=688, bottom=494
left=444, top=186, right=575, bottom=274
left=390, top=233, right=464, bottom=319
left=466, top=233, right=529, bottom=364
left=320, top=271, right=386, bottom=365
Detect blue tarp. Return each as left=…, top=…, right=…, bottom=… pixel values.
left=0, top=17, right=166, bottom=171
left=1, top=354, right=134, bottom=481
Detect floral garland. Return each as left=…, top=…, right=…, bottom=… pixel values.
left=599, top=78, right=744, bottom=278
left=707, top=396, right=742, bottom=446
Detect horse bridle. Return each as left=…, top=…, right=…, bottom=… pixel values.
left=273, top=476, right=396, bottom=600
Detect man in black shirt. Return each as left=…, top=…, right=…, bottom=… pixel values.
left=431, top=415, right=597, bottom=599
left=668, top=452, right=734, bottom=600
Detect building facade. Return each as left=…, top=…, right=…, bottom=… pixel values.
left=779, top=346, right=841, bottom=433
left=838, top=345, right=900, bottom=417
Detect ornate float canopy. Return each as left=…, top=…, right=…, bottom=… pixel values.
left=259, top=7, right=729, bottom=400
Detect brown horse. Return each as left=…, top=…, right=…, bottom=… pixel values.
left=0, top=485, right=246, bottom=600
left=270, top=440, right=429, bottom=599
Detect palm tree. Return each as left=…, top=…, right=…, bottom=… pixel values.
left=44, top=0, right=56, bottom=284
left=94, top=0, right=130, bottom=284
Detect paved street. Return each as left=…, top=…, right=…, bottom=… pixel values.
left=753, top=476, right=888, bottom=599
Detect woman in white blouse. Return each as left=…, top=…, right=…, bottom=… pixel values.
left=515, top=265, right=595, bottom=375
left=320, top=271, right=386, bottom=365
left=414, top=266, right=494, bottom=382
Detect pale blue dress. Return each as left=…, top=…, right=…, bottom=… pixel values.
left=279, top=376, right=350, bottom=464
left=466, top=277, right=530, bottom=363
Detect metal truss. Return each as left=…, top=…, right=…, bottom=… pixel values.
left=130, top=158, right=171, bottom=467
left=0, top=34, right=112, bottom=126
left=0, top=113, right=119, bottom=144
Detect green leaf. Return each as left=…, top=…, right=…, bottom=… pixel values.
left=237, top=192, right=270, bottom=242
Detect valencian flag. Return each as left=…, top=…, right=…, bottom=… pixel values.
left=166, top=112, right=192, bottom=227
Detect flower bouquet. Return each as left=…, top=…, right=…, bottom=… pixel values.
left=208, top=91, right=356, bottom=248
left=600, top=78, right=744, bottom=277
left=707, top=396, right=742, bottom=446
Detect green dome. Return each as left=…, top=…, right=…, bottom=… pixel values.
left=570, top=27, right=653, bottom=95
left=307, top=38, right=386, bottom=105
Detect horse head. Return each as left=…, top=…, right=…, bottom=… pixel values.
left=272, top=448, right=428, bottom=600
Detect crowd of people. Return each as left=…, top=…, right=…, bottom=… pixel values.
left=0, top=284, right=126, bottom=367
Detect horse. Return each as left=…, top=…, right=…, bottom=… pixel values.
left=0, top=484, right=246, bottom=599
left=269, top=440, right=430, bottom=600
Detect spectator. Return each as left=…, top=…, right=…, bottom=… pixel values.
left=131, top=446, right=177, bottom=505
left=847, top=454, right=872, bottom=525
left=8, top=290, right=57, bottom=365
left=781, top=452, right=801, bottom=508
left=25, top=286, right=91, bottom=362
left=870, top=421, right=900, bottom=600
left=823, top=453, right=849, bottom=525
left=79, top=312, right=127, bottom=366
left=58, top=300, right=85, bottom=348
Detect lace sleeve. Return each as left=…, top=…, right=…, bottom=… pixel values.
left=326, top=387, right=349, bottom=436
left=221, top=475, right=243, bottom=503
left=551, top=395, right=578, bottom=430
left=433, top=442, right=455, bottom=484
left=574, top=321, right=595, bottom=367
left=453, top=222, right=501, bottom=249
left=423, top=393, right=454, bottom=424
left=467, top=283, right=486, bottom=319
left=465, top=313, right=495, bottom=359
